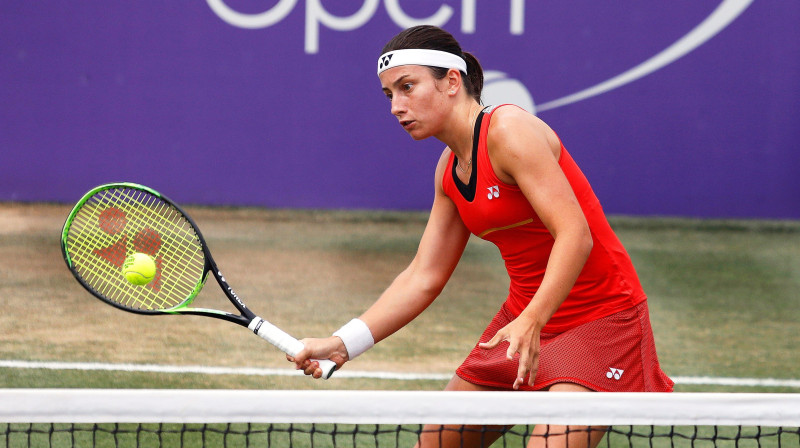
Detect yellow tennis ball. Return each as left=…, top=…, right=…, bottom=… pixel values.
left=122, top=253, right=156, bottom=286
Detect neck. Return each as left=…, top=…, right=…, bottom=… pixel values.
left=438, top=101, right=481, bottom=163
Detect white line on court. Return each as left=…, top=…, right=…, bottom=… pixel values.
left=2, top=360, right=799, bottom=388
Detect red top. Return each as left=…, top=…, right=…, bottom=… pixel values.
left=442, top=105, right=646, bottom=332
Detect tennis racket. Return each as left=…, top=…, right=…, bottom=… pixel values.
left=61, top=182, right=336, bottom=379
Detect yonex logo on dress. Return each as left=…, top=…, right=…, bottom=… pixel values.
left=487, top=186, right=500, bottom=200
left=606, top=367, right=624, bottom=380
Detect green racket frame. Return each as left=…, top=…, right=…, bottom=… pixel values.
left=61, top=182, right=336, bottom=378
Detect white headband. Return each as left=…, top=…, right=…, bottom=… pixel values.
left=377, top=49, right=467, bottom=75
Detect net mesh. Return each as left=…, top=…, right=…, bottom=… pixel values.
left=2, top=390, right=798, bottom=447
left=7, top=423, right=798, bottom=447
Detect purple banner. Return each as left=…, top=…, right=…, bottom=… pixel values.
left=2, top=1, right=798, bottom=218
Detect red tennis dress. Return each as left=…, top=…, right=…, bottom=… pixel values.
left=443, top=105, right=673, bottom=392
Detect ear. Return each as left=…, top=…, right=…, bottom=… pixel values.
left=445, top=68, right=463, bottom=96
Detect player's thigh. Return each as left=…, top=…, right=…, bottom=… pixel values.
left=415, top=375, right=510, bottom=448
left=443, top=374, right=503, bottom=392
left=528, top=383, right=607, bottom=448
left=546, top=382, right=593, bottom=392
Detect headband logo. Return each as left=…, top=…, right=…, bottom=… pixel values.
left=378, top=54, right=393, bottom=71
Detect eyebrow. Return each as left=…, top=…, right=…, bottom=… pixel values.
left=382, top=74, right=411, bottom=92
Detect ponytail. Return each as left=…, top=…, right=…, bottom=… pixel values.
left=462, top=51, right=484, bottom=103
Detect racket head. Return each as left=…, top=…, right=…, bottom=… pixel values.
left=61, top=183, right=209, bottom=314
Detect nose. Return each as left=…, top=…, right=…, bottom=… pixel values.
left=390, top=96, right=405, bottom=117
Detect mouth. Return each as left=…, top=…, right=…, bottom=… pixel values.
left=400, top=120, right=415, bottom=130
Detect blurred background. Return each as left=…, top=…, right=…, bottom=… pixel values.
left=3, top=0, right=798, bottom=219
left=2, top=2, right=800, bottom=403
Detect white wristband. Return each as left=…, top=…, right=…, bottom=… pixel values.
left=333, top=318, right=374, bottom=360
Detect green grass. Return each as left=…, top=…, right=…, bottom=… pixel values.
left=1, top=204, right=799, bottom=446
left=2, top=204, right=799, bottom=388
left=613, top=217, right=800, bottom=380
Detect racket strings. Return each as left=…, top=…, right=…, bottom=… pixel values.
left=65, top=186, right=205, bottom=311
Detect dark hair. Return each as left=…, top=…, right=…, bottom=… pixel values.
left=381, top=25, right=484, bottom=103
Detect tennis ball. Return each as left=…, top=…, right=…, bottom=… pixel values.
left=122, top=253, right=156, bottom=286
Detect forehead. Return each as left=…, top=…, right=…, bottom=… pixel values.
left=379, top=65, right=434, bottom=89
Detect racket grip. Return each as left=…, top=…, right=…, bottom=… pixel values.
left=248, top=317, right=337, bottom=379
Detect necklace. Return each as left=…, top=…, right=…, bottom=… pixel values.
left=457, top=157, right=472, bottom=174
left=457, top=106, right=480, bottom=174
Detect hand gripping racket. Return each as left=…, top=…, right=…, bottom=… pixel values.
left=61, top=182, right=336, bottom=379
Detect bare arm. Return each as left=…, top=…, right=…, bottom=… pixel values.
left=360, top=184, right=470, bottom=343
left=292, top=150, right=471, bottom=376
left=479, top=107, right=594, bottom=389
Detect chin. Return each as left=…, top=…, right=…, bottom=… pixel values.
left=407, top=129, right=433, bottom=141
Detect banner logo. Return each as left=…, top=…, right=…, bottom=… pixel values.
left=207, top=0, right=753, bottom=113
left=206, top=0, right=524, bottom=53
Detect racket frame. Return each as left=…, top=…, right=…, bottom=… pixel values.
left=61, top=182, right=336, bottom=378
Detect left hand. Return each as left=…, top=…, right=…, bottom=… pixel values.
left=478, top=315, right=542, bottom=390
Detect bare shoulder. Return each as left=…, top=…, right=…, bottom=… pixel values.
left=488, top=106, right=559, bottom=152
left=489, top=104, right=539, bottom=127
left=486, top=106, right=562, bottom=182
left=433, top=147, right=454, bottom=193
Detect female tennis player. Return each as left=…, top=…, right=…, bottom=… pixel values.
left=291, top=25, right=673, bottom=448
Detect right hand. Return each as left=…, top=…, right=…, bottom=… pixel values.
left=288, top=336, right=349, bottom=379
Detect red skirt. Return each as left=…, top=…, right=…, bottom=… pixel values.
left=456, top=301, right=674, bottom=392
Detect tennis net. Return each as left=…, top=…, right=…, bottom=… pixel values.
left=2, top=389, right=799, bottom=447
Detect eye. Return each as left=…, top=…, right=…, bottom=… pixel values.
left=402, top=83, right=413, bottom=92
